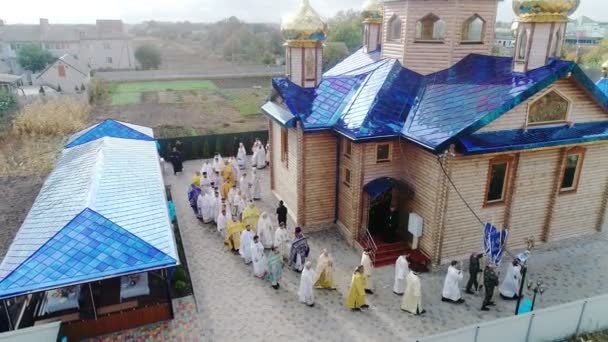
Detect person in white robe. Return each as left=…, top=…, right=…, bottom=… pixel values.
left=256, top=212, right=274, bottom=249
left=196, top=192, right=205, bottom=219
left=393, top=254, right=410, bottom=295
left=239, top=173, right=250, bottom=201
left=442, top=260, right=465, bottom=303
left=499, top=260, right=522, bottom=300
left=265, top=143, right=270, bottom=165
left=251, top=169, right=261, bottom=200
left=274, top=222, right=290, bottom=260
left=251, top=235, right=268, bottom=278
left=210, top=191, right=220, bottom=223
left=255, top=144, right=266, bottom=169
left=237, top=143, right=247, bottom=169
left=361, top=250, right=374, bottom=294
left=298, top=261, right=315, bottom=307
left=230, top=157, right=240, bottom=182
left=201, top=162, right=213, bottom=180
left=239, top=225, right=254, bottom=264
left=200, top=172, right=212, bottom=195
left=216, top=207, right=228, bottom=237
left=201, top=192, right=214, bottom=223
left=401, top=271, right=425, bottom=315
left=251, top=144, right=260, bottom=169
left=213, top=153, right=223, bottom=173
left=228, top=184, right=237, bottom=212
left=234, top=191, right=246, bottom=219
left=214, top=171, right=222, bottom=190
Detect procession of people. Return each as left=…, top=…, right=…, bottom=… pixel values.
left=175, top=138, right=528, bottom=317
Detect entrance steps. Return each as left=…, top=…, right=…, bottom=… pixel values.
left=357, top=238, right=430, bottom=272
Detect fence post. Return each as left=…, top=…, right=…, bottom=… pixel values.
left=473, top=326, right=480, bottom=342
left=525, top=313, right=535, bottom=342
left=574, top=300, right=588, bottom=336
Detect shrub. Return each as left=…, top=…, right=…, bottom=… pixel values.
left=0, top=90, right=17, bottom=117
left=174, top=280, right=188, bottom=295
left=135, top=44, right=162, bottom=70
left=12, top=98, right=89, bottom=136
left=88, top=78, right=110, bottom=105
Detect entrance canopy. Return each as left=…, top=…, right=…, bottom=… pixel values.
left=363, top=177, right=412, bottom=201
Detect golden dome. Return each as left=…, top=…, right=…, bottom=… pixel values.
left=361, top=0, right=383, bottom=20
left=281, top=0, right=327, bottom=41
left=513, top=0, right=580, bottom=22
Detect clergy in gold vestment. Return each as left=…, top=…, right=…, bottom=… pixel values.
left=225, top=216, right=245, bottom=252
left=401, top=271, right=425, bottom=315
left=221, top=161, right=236, bottom=185
left=314, top=249, right=335, bottom=289
left=346, top=265, right=367, bottom=310
left=242, top=201, right=261, bottom=230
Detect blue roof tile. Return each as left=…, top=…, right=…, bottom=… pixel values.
left=65, top=119, right=155, bottom=148
left=597, top=78, right=608, bottom=96
left=458, top=121, right=608, bottom=154
left=0, top=208, right=176, bottom=298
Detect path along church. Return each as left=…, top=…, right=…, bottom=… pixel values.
left=261, top=0, right=608, bottom=265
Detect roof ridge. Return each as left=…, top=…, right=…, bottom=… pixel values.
left=65, top=119, right=154, bottom=148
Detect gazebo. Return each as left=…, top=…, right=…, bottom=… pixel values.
left=0, top=120, right=179, bottom=340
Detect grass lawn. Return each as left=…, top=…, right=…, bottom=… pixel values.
left=111, top=92, right=141, bottom=105
left=220, top=88, right=268, bottom=116
left=113, top=80, right=218, bottom=93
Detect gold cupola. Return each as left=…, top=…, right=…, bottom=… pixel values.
left=512, top=0, right=580, bottom=23
left=280, top=0, right=327, bottom=42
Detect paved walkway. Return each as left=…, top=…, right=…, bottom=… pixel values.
left=98, top=158, right=608, bottom=341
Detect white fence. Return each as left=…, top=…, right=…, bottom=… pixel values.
left=418, top=294, right=608, bottom=342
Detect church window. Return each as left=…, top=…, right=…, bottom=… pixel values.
left=281, top=128, right=289, bottom=167
left=387, top=15, right=402, bottom=41
left=552, top=28, right=562, bottom=57
left=462, top=15, right=485, bottom=42
left=485, top=156, right=513, bottom=205
left=344, top=168, right=352, bottom=187
left=528, top=90, right=570, bottom=125
left=376, top=143, right=391, bottom=163
left=517, top=29, right=529, bottom=60
left=344, top=138, right=352, bottom=158
left=560, top=148, right=585, bottom=192
left=415, top=14, right=444, bottom=41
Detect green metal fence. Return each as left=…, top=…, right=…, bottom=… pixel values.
left=157, top=130, right=268, bottom=161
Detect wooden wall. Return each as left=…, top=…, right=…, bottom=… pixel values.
left=382, top=1, right=408, bottom=61
left=337, top=138, right=363, bottom=238
left=480, top=79, right=608, bottom=132
left=270, top=121, right=300, bottom=222
left=441, top=143, right=608, bottom=262
left=302, top=132, right=337, bottom=227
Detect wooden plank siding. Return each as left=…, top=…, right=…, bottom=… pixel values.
left=302, top=132, right=337, bottom=228
left=480, top=79, right=608, bottom=132
left=399, top=0, right=497, bottom=75
left=441, top=143, right=608, bottom=261
left=381, top=1, right=408, bottom=61
left=270, top=121, right=300, bottom=222
left=337, top=138, right=364, bottom=239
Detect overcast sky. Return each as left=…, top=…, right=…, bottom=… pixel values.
left=2, top=0, right=607, bottom=25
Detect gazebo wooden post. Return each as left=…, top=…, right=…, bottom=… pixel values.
left=164, top=269, right=175, bottom=319
left=88, top=283, right=97, bottom=320
left=3, top=299, right=12, bottom=330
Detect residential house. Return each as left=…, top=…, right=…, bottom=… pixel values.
left=261, top=0, right=608, bottom=267
left=35, top=54, right=90, bottom=93
left=0, top=19, right=135, bottom=74
left=0, top=73, right=22, bottom=94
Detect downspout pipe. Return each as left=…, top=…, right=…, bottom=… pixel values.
left=333, top=136, right=341, bottom=223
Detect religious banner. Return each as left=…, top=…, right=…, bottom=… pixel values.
left=483, top=223, right=508, bottom=265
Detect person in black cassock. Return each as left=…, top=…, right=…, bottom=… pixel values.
left=465, top=252, right=484, bottom=294
left=169, top=147, right=183, bottom=175
left=385, top=206, right=399, bottom=242
left=276, top=200, right=288, bottom=225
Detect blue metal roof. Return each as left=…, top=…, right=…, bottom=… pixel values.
left=0, top=208, right=176, bottom=298
left=0, top=133, right=178, bottom=297
left=595, top=77, right=608, bottom=98
left=458, top=121, right=608, bottom=155
left=267, top=50, right=608, bottom=152
left=65, top=119, right=155, bottom=148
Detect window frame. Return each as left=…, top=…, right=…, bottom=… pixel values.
left=344, top=138, right=352, bottom=159
left=526, top=88, right=571, bottom=126
left=387, top=14, right=402, bottom=42
left=280, top=127, right=289, bottom=168
left=343, top=167, right=352, bottom=187
left=415, top=13, right=445, bottom=43
left=57, top=64, right=66, bottom=77
left=559, top=147, right=585, bottom=193
left=375, top=143, right=392, bottom=163
left=483, top=156, right=514, bottom=206
left=461, top=14, right=486, bottom=44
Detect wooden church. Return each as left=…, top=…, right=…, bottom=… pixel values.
left=261, top=0, right=608, bottom=266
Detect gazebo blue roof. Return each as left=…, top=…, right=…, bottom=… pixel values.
left=65, top=119, right=154, bottom=148
left=264, top=49, right=608, bottom=152
left=0, top=129, right=177, bottom=299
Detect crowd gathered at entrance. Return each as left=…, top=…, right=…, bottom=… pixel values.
left=170, top=138, right=526, bottom=315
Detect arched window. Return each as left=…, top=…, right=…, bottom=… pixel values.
left=517, top=29, right=528, bottom=60
left=415, top=14, right=444, bottom=41
left=552, top=28, right=562, bottom=57
left=462, top=14, right=485, bottom=42
left=387, top=14, right=402, bottom=41
left=528, top=90, right=570, bottom=124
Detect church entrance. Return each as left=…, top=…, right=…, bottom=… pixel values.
left=364, top=178, right=413, bottom=246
